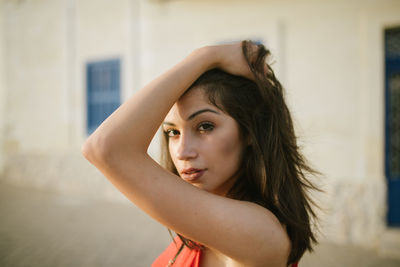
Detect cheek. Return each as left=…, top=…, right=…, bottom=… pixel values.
left=215, top=130, right=243, bottom=165
left=221, top=136, right=240, bottom=155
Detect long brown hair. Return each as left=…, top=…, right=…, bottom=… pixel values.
left=161, top=40, right=320, bottom=265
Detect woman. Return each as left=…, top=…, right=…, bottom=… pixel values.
left=82, top=41, right=319, bottom=267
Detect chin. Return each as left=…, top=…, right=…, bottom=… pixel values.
left=192, top=183, right=213, bottom=193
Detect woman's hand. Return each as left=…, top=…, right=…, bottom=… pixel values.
left=204, top=41, right=259, bottom=81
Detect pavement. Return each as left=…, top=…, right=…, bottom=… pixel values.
left=1, top=181, right=400, bottom=267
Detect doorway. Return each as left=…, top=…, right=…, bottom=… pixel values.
left=385, top=27, right=400, bottom=226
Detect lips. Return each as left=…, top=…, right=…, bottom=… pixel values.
left=180, top=168, right=206, bottom=182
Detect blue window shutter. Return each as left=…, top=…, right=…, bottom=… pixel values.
left=86, top=59, right=121, bottom=134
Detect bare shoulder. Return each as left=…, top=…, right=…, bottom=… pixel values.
left=198, top=195, right=291, bottom=266
left=234, top=201, right=291, bottom=266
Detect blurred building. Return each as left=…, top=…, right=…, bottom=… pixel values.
left=0, top=0, right=399, bottom=257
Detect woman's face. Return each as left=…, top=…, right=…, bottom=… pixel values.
left=163, top=88, right=243, bottom=196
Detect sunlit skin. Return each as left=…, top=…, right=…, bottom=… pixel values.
left=163, top=88, right=244, bottom=196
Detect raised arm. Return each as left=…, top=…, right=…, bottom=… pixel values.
left=82, top=43, right=290, bottom=266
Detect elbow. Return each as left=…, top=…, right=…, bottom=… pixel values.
left=81, top=134, right=111, bottom=165
left=81, top=139, right=94, bottom=162
left=81, top=129, right=147, bottom=167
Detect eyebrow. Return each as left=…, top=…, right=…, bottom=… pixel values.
left=163, top=108, right=220, bottom=126
left=187, top=108, right=220, bottom=120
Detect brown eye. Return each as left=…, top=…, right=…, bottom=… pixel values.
left=164, top=129, right=180, bottom=137
left=198, top=122, right=214, bottom=133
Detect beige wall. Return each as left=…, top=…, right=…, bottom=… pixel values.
left=4, top=0, right=70, bottom=153
left=1, top=0, right=138, bottom=200
left=1, top=0, right=400, bottom=252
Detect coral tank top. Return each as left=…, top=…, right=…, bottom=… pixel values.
left=151, top=237, right=299, bottom=267
left=151, top=237, right=201, bottom=267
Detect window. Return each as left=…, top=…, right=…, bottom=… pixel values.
left=86, top=59, right=121, bottom=134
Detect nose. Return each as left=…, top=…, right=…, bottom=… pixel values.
left=174, top=133, right=197, bottom=161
